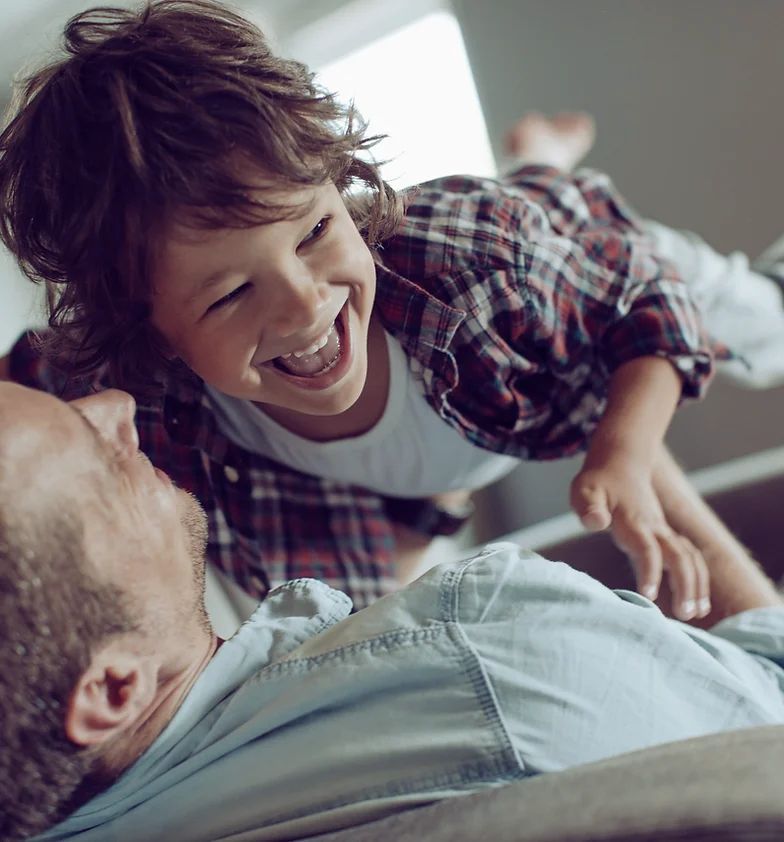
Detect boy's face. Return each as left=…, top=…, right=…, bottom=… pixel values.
left=151, top=180, right=377, bottom=420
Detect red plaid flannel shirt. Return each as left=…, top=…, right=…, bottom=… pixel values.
left=8, top=165, right=714, bottom=609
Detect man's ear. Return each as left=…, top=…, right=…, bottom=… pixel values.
left=65, top=642, right=158, bottom=748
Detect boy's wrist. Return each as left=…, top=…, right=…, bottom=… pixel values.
left=584, top=426, right=655, bottom=473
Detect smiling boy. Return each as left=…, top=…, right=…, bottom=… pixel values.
left=153, top=179, right=387, bottom=438
left=0, top=0, right=742, bottom=619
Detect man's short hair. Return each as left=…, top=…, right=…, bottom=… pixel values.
left=0, top=0, right=402, bottom=393
left=0, top=488, right=134, bottom=840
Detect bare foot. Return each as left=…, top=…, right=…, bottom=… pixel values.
left=504, top=112, right=596, bottom=171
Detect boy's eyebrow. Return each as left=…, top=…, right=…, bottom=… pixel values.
left=185, top=194, right=321, bottom=304
left=186, top=268, right=249, bottom=309
left=190, top=270, right=234, bottom=300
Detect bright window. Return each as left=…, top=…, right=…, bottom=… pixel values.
left=314, top=11, right=495, bottom=189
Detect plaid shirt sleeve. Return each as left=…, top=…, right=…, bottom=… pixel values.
left=381, top=165, right=715, bottom=459
left=500, top=164, right=712, bottom=396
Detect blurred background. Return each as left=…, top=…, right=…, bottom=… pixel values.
left=2, top=0, right=783, bottom=540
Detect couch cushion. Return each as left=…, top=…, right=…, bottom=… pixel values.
left=308, top=725, right=784, bottom=842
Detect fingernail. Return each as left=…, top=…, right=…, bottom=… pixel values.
left=642, top=585, right=658, bottom=601
left=679, top=599, right=696, bottom=619
left=698, top=598, right=711, bottom=616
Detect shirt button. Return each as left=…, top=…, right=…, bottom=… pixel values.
left=224, top=466, right=240, bottom=483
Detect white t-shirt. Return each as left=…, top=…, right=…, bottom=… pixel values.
left=205, top=331, right=518, bottom=496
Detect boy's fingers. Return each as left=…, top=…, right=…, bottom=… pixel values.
left=581, top=505, right=612, bottom=532
left=571, top=484, right=612, bottom=532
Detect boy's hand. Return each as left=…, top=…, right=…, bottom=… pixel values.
left=570, top=459, right=711, bottom=621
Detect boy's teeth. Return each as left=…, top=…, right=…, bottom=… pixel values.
left=285, top=325, right=333, bottom=358
left=272, top=318, right=342, bottom=378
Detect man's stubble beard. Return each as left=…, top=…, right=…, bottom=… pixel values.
left=176, top=488, right=212, bottom=633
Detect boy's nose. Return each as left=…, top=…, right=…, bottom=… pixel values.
left=273, top=279, right=332, bottom=337
left=70, top=389, right=139, bottom=460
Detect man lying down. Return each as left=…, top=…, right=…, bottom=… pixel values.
left=2, top=381, right=783, bottom=842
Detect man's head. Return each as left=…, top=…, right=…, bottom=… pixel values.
left=0, top=383, right=214, bottom=840
left=0, top=0, right=401, bottom=394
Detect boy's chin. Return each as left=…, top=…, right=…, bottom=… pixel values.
left=257, top=375, right=365, bottom=416
left=297, top=382, right=366, bottom=417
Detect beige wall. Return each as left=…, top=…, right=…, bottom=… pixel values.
left=449, top=0, right=784, bottom=534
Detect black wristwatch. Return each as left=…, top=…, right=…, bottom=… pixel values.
left=383, top=495, right=476, bottom=537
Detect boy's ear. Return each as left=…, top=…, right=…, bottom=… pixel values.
left=65, top=642, right=157, bottom=748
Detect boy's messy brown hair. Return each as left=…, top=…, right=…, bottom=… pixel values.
left=0, top=0, right=402, bottom=392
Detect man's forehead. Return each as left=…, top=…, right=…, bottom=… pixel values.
left=0, top=381, right=49, bottom=427
left=0, top=384, right=57, bottom=486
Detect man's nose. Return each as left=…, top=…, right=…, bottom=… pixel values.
left=272, top=277, right=332, bottom=338
left=70, top=389, right=139, bottom=459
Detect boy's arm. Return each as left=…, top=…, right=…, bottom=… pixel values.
left=574, top=356, right=681, bottom=508
left=571, top=356, right=711, bottom=620
left=579, top=356, right=681, bottom=501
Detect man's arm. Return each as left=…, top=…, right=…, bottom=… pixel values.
left=652, top=444, right=783, bottom=623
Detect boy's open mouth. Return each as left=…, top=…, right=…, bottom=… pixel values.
left=270, top=302, right=347, bottom=380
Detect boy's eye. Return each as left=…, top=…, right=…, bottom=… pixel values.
left=299, top=216, right=331, bottom=247
left=207, top=282, right=250, bottom=314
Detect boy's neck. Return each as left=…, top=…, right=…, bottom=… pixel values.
left=254, top=313, right=390, bottom=442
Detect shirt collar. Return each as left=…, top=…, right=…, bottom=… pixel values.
left=40, top=580, right=353, bottom=837
left=373, top=261, right=466, bottom=372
